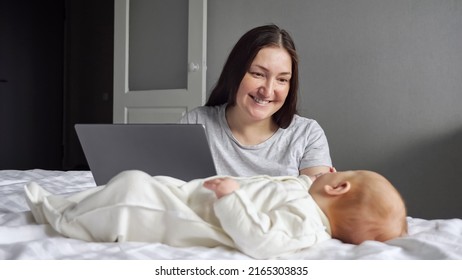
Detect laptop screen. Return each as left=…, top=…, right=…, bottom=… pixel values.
left=75, top=124, right=217, bottom=185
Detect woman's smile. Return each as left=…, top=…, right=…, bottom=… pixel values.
left=249, top=94, right=271, bottom=105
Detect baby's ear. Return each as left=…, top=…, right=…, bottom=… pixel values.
left=324, top=181, right=351, bottom=196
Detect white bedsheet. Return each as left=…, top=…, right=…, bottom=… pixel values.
left=1, top=169, right=461, bottom=260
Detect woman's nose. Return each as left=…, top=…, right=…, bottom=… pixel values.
left=258, top=81, right=274, bottom=97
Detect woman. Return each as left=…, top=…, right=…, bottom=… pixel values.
left=180, top=24, right=332, bottom=177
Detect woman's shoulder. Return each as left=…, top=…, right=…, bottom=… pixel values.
left=180, top=104, right=225, bottom=123
left=288, top=114, right=323, bottom=130
left=188, top=105, right=218, bottom=115
left=281, top=114, right=328, bottom=142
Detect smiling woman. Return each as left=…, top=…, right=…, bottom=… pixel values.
left=229, top=46, right=292, bottom=137
left=180, top=24, right=332, bottom=178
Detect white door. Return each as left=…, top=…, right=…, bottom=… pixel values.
left=113, top=0, right=207, bottom=123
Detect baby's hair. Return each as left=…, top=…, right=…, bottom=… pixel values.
left=329, top=172, right=407, bottom=244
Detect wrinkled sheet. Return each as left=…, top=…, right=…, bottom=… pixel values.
left=1, top=169, right=461, bottom=260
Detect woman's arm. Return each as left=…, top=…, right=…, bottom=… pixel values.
left=300, top=166, right=332, bottom=178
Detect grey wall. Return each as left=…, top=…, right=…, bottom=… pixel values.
left=207, top=0, right=462, bottom=219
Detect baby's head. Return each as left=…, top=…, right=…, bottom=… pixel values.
left=309, top=170, right=407, bottom=244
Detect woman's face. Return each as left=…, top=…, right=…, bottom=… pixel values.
left=233, top=46, right=292, bottom=123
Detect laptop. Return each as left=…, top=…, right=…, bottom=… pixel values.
left=75, top=123, right=217, bottom=185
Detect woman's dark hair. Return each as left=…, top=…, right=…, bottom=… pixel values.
left=206, top=24, right=299, bottom=129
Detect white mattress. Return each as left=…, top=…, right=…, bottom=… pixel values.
left=1, top=169, right=461, bottom=260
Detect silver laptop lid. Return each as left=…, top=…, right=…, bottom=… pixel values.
left=75, top=123, right=217, bottom=185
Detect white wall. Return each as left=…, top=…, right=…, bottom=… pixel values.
left=207, top=0, right=462, bottom=219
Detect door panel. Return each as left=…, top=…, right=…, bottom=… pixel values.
left=128, top=0, right=188, bottom=91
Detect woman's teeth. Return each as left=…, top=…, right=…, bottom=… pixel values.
left=253, top=97, right=270, bottom=104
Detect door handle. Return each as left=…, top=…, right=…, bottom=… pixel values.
left=188, top=62, right=200, bottom=72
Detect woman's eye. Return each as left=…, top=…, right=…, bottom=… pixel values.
left=250, top=72, right=264, bottom=77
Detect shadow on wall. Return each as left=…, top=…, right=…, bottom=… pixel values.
left=376, top=128, right=462, bottom=219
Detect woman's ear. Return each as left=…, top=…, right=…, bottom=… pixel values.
left=324, top=181, right=351, bottom=196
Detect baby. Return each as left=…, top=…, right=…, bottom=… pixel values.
left=25, top=169, right=407, bottom=259
left=205, top=169, right=408, bottom=245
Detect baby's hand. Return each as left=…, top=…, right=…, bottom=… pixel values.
left=203, top=178, right=240, bottom=199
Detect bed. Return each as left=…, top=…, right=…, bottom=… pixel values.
left=1, top=169, right=461, bottom=260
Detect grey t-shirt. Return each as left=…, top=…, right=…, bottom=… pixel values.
left=180, top=104, right=332, bottom=176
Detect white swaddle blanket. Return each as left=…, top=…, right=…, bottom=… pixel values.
left=25, top=170, right=331, bottom=259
